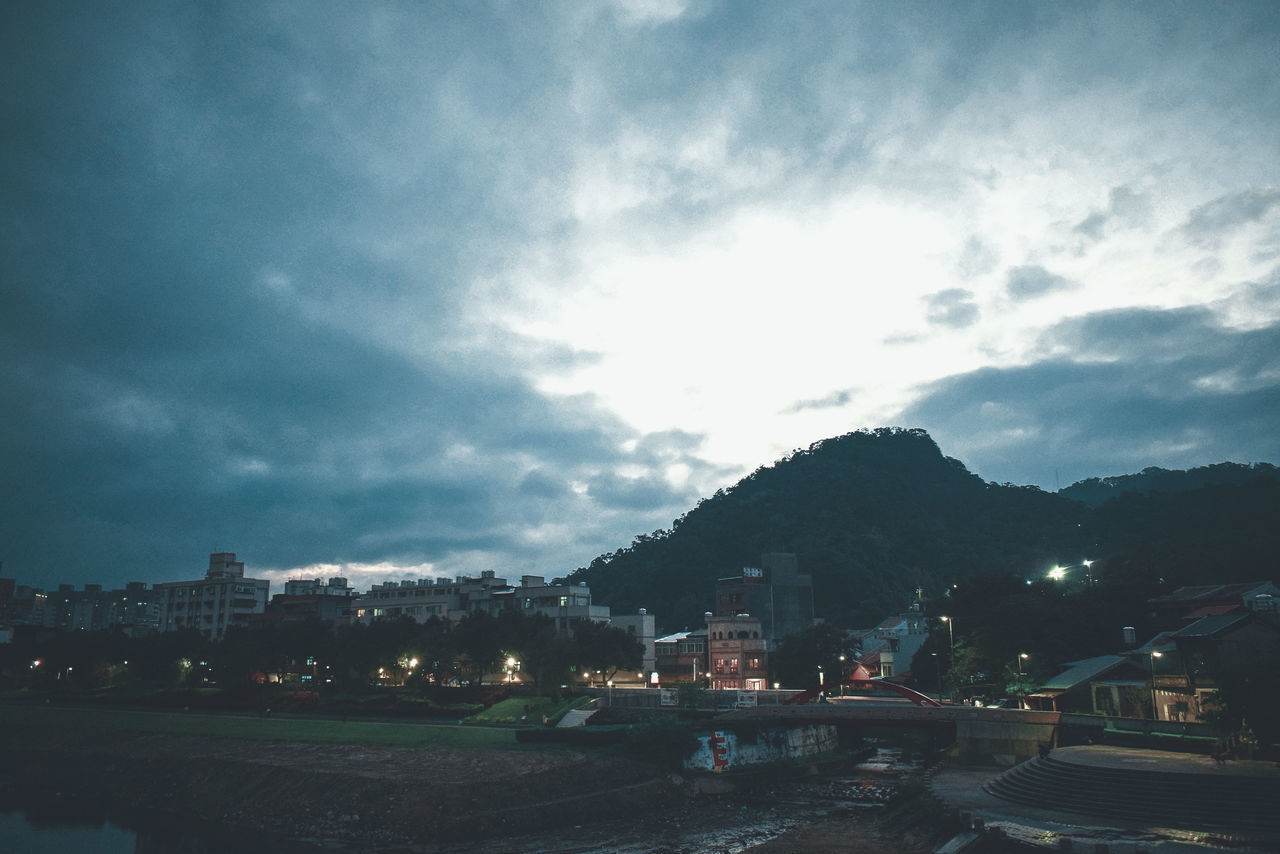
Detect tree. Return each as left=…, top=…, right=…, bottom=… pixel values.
left=1203, top=644, right=1280, bottom=758
left=770, top=625, right=854, bottom=689
left=572, top=620, right=644, bottom=683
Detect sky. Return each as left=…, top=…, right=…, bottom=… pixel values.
left=3, top=1, right=1279, bottom=593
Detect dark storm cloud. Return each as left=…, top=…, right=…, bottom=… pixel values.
left=1074, top=186, right=1153, bottom=241
left=1006, top=265, right=1075, bottom=301
left=899, top=306, right=1280, bottom=488
left=0, top=3, right=687, bottom=587
left=924, top=289, right=980, bottom=328
left=5, top=0, right=1280, bottom=591
left=1181, top=188, right=1280, bottom=249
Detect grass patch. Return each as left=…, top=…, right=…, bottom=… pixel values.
left=0, top=703, right=518, bottom=750
left=467, top=694, right=594, bottom=726
left=468, top=695, right=564, bottom=725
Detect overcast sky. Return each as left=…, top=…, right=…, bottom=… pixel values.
left=4, top=1, right=1279, bottom=592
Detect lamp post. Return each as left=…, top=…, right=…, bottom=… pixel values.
left=838, top=655, right=846, bottom=697
left=939, top=616, right=954, bottom=654
left=1149, top=650, right=1164, bottom=721
left=1016, top=653, right=1029, bottom=709
left=817, top=665, right=824, bottom=697
left=940, top=616, right=955, bottom=700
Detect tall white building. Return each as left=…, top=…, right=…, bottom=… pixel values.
left=154, top=553, right=270, bottom=641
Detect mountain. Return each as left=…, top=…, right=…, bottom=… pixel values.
left=566, top=428, right=1280, bottom=633
left=567, top=428, right=1088, bottom=630
left=1059, top=462, right=1280, bottom=507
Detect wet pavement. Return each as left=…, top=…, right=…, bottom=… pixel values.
left=929, top=746, right=1280, bottom=853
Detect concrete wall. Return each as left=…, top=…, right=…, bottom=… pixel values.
left=952, top=708, right=1061, bottom=765
left=684, top=724, right=838, bottom=771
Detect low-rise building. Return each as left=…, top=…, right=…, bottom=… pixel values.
left=857, top=604, right=929, bottom=679
left=654, top=629, right=708, bottom=684
left=262, top=577, right=357, bottom=627
left=352, top=572, right=632, bottom=638
left=714, top=553, right=814, bottom=649
left=41, top=581, right=158, bottom=635
left=154, top=553, right=270, bottom=641
left=610, top=609, right=657, bottom=675
left=1147, top=581, right=1280, bottom=629
left=707, top=612, right=768, bottom=691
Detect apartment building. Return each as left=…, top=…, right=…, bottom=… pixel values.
left=154, top=553, right=270, bottom=641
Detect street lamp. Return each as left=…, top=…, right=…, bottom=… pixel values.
left=1016, top=653, right=1029, bottom=709
left=1149, top=651, right=1164, bottom=721
left=939, top=616, right=955, bottom=654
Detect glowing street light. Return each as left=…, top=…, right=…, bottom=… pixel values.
left=1149, top=650, right=1164, bottom=720
left=1046, top=559, right=1095, bottom=584
left=1015, top=652, right=1030, bottom=709
left=939, top=616, right=955, bottom=654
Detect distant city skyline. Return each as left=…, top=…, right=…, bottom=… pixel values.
left=3, top=3, right=1279, bottom=591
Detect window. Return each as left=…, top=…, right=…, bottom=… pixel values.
left=729, top=658, right=740, bottom=673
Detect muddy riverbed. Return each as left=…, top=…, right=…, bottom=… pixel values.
left=3, top=725, right=956, bottom=853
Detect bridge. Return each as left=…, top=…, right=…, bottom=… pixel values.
left=720, top=699, right=1064, bottom=763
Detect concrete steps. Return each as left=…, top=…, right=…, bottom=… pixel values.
left=555, top=708, right=598, bottom=728
left=983, top=754, right=1280, bottom=834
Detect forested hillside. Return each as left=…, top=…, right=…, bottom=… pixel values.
left=1059, top=462, right=1280, bottom=507
left=565, top=428, right=1280, bottom=632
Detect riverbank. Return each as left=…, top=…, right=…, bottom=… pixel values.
left=0, top=704, right=958, bottom=852
left=0, top=711, right=675, bottom=850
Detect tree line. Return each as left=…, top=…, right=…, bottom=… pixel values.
left=0, top=611, right=643, bottom=700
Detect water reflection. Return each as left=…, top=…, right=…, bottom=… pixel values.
left=1, top=809, right=134, bottom=854
left=0, top=795, right=331, bottom=854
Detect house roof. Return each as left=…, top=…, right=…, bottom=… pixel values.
left=1149, top=581, right=1277, bottom=605
left=1168, top=612, right=1252, bottom=639
left=1185, top=603, right=1245, bottom=619
left=1134, top=631, right=1179, bottom=654
left=1039, top=654, right=1128, bottom=692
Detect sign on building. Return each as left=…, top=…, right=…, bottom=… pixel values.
left=736, top=691, right=758, bottom=708
left=660, top=688, right=677, bottom=706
